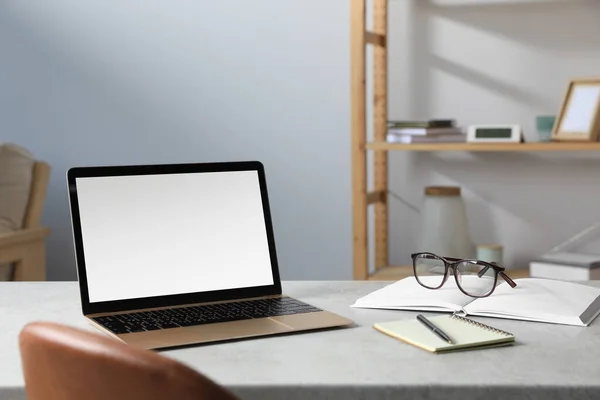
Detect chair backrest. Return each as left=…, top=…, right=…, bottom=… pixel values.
left=22, top=161, right=50, bottom=229
left=19, top=322, right=239, bottom=400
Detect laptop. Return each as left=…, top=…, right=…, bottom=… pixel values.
left=66, top=161, right=353, bottom=350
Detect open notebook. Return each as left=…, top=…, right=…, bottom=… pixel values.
left=374, top=314, right=515, bottom=353
left=352, top=277, right=600, bottom=327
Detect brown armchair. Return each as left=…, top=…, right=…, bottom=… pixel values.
left=19, top=321, right=239, bottom=400
left=0, top=159, right=50, bottom=281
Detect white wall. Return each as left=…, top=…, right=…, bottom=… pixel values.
left=0, top=0, right=352, bottom=281
left=386, top=0, right=600, bottom=270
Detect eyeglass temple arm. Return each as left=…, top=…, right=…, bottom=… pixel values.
left=499, top=271, right=517, bottom=288
left=477, top=264, right=517, bottom=288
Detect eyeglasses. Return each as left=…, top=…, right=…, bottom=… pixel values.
left=410, top=252, right=517, bottom=298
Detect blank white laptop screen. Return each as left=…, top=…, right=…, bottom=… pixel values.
left=74, top=170, right=275, bottom=303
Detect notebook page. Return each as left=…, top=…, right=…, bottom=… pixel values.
left=351, top=277, right=474, bottom=313
left=464, top=278, right=600, bottom=326
left=374, top=315, right=514, bottom=353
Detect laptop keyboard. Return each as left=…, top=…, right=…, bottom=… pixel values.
left=92, top=297, right=322, bottom=335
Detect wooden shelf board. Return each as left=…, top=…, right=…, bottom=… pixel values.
left=366, top=142, right=600, bottom=152
left=368, top=265, right=414, bottom=281
left=365, top=31, right=385, bottom=47
left=368, top=265, right=530, bottom=281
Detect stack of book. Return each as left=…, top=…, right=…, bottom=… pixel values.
left=529, top=252, right=600, bottom=281
left=386, top=119, right=465, bottom=144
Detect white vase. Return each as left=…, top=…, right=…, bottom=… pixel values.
left=416, top=186, right=474, bottom=259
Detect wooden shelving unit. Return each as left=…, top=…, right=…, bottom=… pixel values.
left=350, top=0, right=600, bottom=280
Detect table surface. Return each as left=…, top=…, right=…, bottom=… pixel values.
left=2, top=280, right=600, bottom=400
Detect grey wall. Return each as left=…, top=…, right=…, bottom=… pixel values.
left=2, top=0, right=599, bottom=281
left=0, top=0, right=352, bottom=281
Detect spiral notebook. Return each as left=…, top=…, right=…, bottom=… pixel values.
left=374, top=314, right=515, bottom=353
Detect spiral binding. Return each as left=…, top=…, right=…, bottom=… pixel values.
left=450, top=314, right=513, bottom=337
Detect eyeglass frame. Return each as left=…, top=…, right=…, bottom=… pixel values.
left=410, top=252, right=517, bottom=298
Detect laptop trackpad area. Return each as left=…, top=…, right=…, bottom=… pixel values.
left=119, top=317, right=293, bottom=349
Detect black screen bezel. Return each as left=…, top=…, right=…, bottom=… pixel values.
left=67, top=161, right=283, bottom=315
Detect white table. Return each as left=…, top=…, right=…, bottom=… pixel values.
left=2, top=281, right=600, bottom=400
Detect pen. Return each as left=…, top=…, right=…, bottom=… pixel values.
left=416, top=314, right=453, bottom=344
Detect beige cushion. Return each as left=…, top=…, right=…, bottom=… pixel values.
left=0, top=143, right=35, bottom=281
left=0, top=143, right=35, bottom=231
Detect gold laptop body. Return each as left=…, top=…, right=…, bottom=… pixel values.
left=87, top=295, right=352, bottom=350
left=67, top=161, right=353, bottom=350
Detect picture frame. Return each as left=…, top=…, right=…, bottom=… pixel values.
left=552, top=77, right=600, bottom=142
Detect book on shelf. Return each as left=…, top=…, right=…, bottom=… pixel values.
left=351, top=276, right=600, bottom=327
left=387, top=127, right=463, bottom=136
left=387, top=119, right=455, bottom=129
left=529, top=252, right=600, bottom=281
left=386, top=133, right=466, bottom=144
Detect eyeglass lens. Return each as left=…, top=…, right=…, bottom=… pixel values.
left=414, top=254, right=446, bottom=288
left=455, top=260, right=496, bottom=297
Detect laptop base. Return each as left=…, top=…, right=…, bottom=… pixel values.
left=89, top=309, right=352, bottom=350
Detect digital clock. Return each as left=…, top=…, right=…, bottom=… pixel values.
left=467, top=125, right=523, bottom=143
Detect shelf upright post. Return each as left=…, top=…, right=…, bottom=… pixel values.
left=372, top=0, right=389, bottom=272
left=350, top=0, right=368, bottom=279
